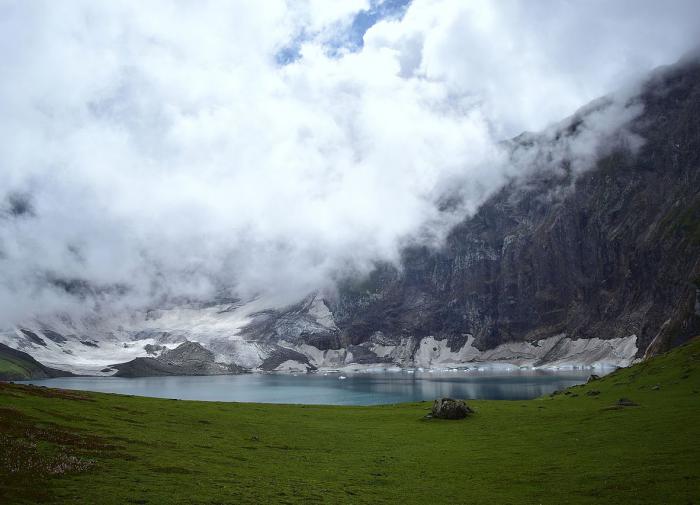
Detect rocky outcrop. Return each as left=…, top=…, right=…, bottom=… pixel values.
left=112, top=341, right=247, bottom=377
left=259, top=347, right=317, bottom=372
left=159, top=341, right=216, bottom=364
left=241, top=295, right=341, bottom=350
left=430, top=398, right=473, bottom=419
left=19, top=329, right=47, bottom=347
left=110, top=357, right=184, bottom=378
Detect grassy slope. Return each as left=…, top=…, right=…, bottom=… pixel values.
left=0, top=344, right=73, bottom=381
left=1, top=339, right=699, bottom=505
left=0, top=358, right=27, bottom=378
left=0, top=347, right=45, bottom=381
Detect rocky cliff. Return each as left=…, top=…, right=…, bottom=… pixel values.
left=326, top=57, right=700, bottom=358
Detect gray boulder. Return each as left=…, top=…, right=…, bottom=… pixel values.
left=431, top=398, right=473, bottom=420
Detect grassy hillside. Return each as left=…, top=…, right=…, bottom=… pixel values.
left=1, top=339, right=699, bottom=505
left=0, top=343, right=72, bottom=381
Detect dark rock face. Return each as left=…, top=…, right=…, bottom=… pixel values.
left=20, top=329, right=47, bottom=347
left=346, top=344, right=391, bottom=365
left=259, top=347, right=317, bottom=372
left=143, top=343, right=165, bottom=356
left=431, top=398, right=473, bottom=419
left=111, top=357, right=183, bottom=378
left=241, top=295, right=340, bottom=351
left=112, top=341, right=247, bottom=377
left=41, top=329, right=67, bottom=344
left=328, top=59, right=700, bottom=357
left=160, top=341, right=215, bottom=364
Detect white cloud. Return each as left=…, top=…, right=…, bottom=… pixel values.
left=0, top=0, right=698, bottom=324
left=366, top=0, right=700, bottom=136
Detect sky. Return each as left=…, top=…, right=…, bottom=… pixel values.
left=1, top=0, right=699, bottom=324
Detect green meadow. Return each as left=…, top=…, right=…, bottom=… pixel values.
left=1, top=338, right=699, bottom=504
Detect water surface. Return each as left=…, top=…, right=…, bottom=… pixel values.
left=21, top=369, right=594, bottom=405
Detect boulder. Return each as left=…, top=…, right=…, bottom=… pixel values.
left=431, top=398, right=473, bottom=420
left=587, top=374, right=601, bottom=383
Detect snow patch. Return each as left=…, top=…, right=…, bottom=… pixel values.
left=412, top=334, right=637, bottom=369
left=272, top=360, right=310, bottom=373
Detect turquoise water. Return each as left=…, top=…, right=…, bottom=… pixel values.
left=20, top=369, right=593, bottom=405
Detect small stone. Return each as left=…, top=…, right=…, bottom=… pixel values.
left=616, top=398, right=639, bottom=407
left=586, top=390, right=601, bottom=396
left=651, top=384, right=660, bottom=391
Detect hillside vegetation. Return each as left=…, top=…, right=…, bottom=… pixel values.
left=1, top=338, right=699, bottom=504
left=0, top=344, right=72, bottom=381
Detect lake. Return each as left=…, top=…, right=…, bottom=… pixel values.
left=20, top=368, right=595, bottom=405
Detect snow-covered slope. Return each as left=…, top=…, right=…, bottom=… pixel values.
left=0, top=292, right=638, bottom=375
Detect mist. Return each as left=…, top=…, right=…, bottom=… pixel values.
left=1, top=0, right=699, bottom=325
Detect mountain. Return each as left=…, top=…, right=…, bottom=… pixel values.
left=0, top=343, right=74, bottom=381
left=1, top=57, right=698, bottom=375
left=111, top=341, right=247, bottom=377
left=325, top=57, right=700, bottom=360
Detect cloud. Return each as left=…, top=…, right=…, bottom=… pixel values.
left=365, top=0, right=700, bottom=137
left=0, top=0, right=698, bottom=324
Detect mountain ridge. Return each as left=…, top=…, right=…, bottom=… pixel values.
left=1, top=57, right=699, bottom=375
left=324, top=56, right=700, bottom=356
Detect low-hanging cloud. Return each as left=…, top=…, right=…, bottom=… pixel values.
left=0, top=0, right=699, bottom=325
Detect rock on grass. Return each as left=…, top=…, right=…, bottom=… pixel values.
left=430, top=398, right=473, bottom=420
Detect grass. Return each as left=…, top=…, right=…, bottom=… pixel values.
left=1, top=339, right=699, bottom=504
left=0, top=359, right=28, bottom=378
left=0, top=354, right=40, bottom=381
left=0, top=344, right=72, bottom=381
